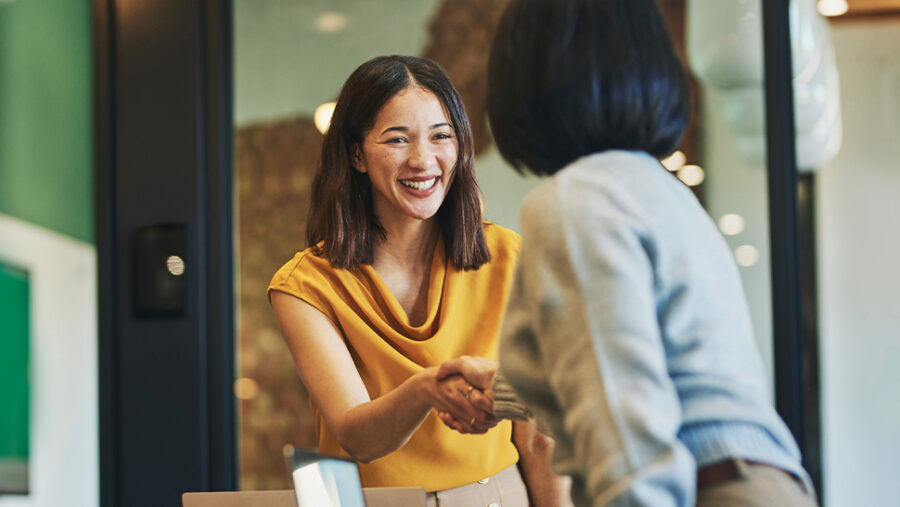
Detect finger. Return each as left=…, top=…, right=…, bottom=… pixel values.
left=470, top=416, right=494, bottom=433
left=457, top=416, right=479, bottom=434
left=462, top=357, right=497, bottom=389
left=438, top=378, right=480, bottom=422
left=469, top=422, right=491, bottom=434
left=435, top=357, right=465, bottom=380
left=437, top=411, right=473, bottom=434
left=437, top=411, right=456, bottom=428
left=446, top=416, right=471, bottom=434
left=468, top=390, right=494, bottom=415
left=478, top=417, right=500, bottom=431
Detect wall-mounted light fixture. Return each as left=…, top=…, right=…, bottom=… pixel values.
left=817, top=0, right=849, bottom=16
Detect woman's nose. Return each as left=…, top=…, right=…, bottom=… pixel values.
left=407, top=141, right=439, bottom=171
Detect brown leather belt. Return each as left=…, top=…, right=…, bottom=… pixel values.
left=697, top=458, right=794, bottom=489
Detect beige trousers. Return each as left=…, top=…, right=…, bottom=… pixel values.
left=426, top=464, right=528, bottom=507
left=697, top=459, right=818, bottom=507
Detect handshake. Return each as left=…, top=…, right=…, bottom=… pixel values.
left=432, top=356, right=501, bottom=435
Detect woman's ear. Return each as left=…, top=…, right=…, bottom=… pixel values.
left=351, top=144, right=367, bottom=173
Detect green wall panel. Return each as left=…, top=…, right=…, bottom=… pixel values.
left=0, top=0, right=93, bottom=244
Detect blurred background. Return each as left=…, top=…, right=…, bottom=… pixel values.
left=1, top=0, right=898, bottom=505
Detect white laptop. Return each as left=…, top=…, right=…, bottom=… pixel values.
left=183, top=446, right=425, bottom=507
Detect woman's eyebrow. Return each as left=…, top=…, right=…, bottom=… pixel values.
left=379, top=122, right=452, bottom=135
left=379, top=126, right=408, bottom=135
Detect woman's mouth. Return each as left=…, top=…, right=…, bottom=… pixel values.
left=399, top=177, right=438, bottom=191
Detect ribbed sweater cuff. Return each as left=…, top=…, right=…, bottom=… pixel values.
left=492, top=372, right=553, bottom=436
left=679, top=420, right=809, bottom=488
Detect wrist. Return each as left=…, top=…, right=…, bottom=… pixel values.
left=414, top=366, right=440, bottom=407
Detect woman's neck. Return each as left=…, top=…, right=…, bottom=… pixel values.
left=374, top=215, right=440, bottom=269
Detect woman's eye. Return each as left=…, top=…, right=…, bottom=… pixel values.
left=434, top=132, right=452, bottom=140
left=385, top=137, right=407, bottom=144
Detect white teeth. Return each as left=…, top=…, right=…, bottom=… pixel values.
left=400, top=177, right=437, bottom=191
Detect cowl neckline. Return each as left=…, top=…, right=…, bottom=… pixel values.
left=353, top=235, right=448, bottom=340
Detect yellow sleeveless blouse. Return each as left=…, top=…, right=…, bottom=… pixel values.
left=267, top=223, right=521, bottom=492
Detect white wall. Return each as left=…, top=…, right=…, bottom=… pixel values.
left=0, top=214, right=98, bottom=507
left=817, top=19, right=900, bottom=507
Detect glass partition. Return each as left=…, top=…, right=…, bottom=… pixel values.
left=232, top=0, right=785, bottom=492
left=232, top=0, right=543, bottom=489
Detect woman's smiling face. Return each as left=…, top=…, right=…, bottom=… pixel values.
left=355, top=85, right=458, bottom=225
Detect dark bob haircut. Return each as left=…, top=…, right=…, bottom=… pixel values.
left=487, top=0, right=691, bottom=176
left=307, top=55, right=490, bottom=270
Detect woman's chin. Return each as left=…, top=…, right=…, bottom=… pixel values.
left=398, top=198, right=444, bottom=222
left=405, top=208, right=440, bottom=222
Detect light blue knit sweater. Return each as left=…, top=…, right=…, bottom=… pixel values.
left=499, top=150, right=809, bottom=506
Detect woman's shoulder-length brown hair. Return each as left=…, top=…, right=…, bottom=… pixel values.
left=306, top=55, right=490, bottom=271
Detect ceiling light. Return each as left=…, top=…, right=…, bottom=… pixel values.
left=314, top=102, right=336, bottom=134
left=661, top=150, right=687, bottom=172
left=735, top=245, right=760, bottom=267
left=717, top=214, right=746, bottom=236
left=314, top=12, right=348, bottom=33
left=677, top=164, right=705, bottom=187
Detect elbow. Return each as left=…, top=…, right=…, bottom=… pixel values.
left=328, top=409, right=409, bottom=464
left=348, top=452, right=375, bottom=465
left=332, top=427, right=387, bottom=464
left=332, top=434, right=375, bottom=464
left=530, top=432, right=556, bottom=457
left=343, top=444, right=388, bottom=464
left=524, top=431, right=556, bottom=460
left=338, top=436, right=403, bottom=464
left=513, top=421, right=556, bottom=458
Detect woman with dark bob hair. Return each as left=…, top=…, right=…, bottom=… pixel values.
left=438, top=0, right=818, bottom=505
left=268, top=55, right=564, bottom=506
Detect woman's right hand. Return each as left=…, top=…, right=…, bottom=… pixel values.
left=430, top=356, right=501, bottom=434
left=436, top=355, right=499, bottom=394
left=423, top=367, right=498, bottom=434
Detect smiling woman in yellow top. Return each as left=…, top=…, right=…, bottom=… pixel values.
left=268, top=56, right=560, bottom=506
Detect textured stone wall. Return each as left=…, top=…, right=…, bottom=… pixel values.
left=236, top=118, right=322, bottom=490
left=422, top=0, right=511, bottom=155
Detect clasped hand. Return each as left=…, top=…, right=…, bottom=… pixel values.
left=432, top=356, right=500, bottom=434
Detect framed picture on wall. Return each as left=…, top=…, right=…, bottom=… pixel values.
left=0, top=214, right=98, bottom=504
left=0, top=259, right=29, bottom=495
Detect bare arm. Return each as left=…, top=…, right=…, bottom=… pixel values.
left=271, top=291, right=482, bottom=463
left=513, top=421, right=574, bottom=507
